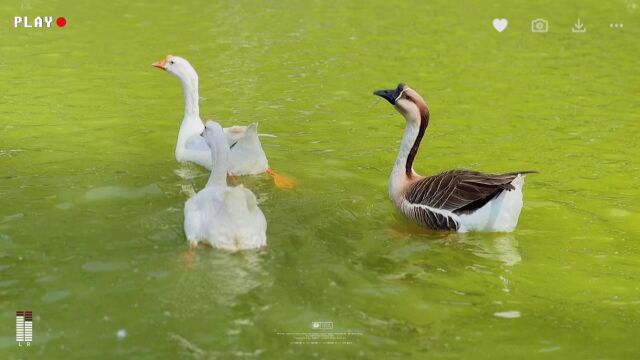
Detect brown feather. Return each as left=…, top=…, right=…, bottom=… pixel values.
left=405, top=97, right=430, bottom=177
left=404, top=169, right=530, bottom=215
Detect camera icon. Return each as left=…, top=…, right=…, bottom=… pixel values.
left=531, top=18, right=549, bottom=32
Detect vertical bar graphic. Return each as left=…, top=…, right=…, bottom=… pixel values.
left=24, top=311, right=33, bottom=342
left=16, top=311, right=24, bottom=343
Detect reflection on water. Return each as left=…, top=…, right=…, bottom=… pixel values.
left=84, top=184, right=162, bottom=200
left=174, top=168, right=204, bottom=181
left=494, top=310, right=521, bottom=319
left=163, top=250, right=265, bottom=313
left=0, top=0, right=638, bottom=357
left=459, top=234, right=521, bottom=295
left=168, top=332, right=210, bottom=360
left=464, top=234, right=522, bottom=267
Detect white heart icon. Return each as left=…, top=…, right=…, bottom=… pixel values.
left=493, top=18, right=508, bottom=32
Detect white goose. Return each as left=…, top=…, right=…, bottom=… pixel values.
left=184, top=120, right=267, bottom=250
left=374, top=83, right=534, bottom=232
left=152, top=55, right=295, bottom=187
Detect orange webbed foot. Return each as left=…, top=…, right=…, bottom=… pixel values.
left=267, top=167, right=297, bottom=189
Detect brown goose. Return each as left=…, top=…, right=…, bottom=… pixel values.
left=374, top=83, right=533, bottom=232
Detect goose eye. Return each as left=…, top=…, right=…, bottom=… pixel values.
left=169, top=60, right=175, bottom=65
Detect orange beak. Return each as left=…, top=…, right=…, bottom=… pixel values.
left=151, top=58, right=166, bottom=70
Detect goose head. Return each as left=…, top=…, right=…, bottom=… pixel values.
left=152, top=55, right=198, bottom=83
left=374, top=83, right=427, bottom=124
left=200, top=120, right=226, bottom=148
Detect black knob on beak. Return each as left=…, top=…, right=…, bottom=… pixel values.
left=373, top=83, right=406, bottom=105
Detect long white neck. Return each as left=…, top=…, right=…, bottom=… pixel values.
left=394, top=120, right=420, bottom=175
left=175, top=69, right=204, bottom=156
left=389, top=113, right=422, bottom=202
left=180, top=71, right=199, bottom=120
left=206, top=133, right=230, bottom=187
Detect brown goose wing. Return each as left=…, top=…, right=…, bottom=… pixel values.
left=404, top=170, right=527, bottom=215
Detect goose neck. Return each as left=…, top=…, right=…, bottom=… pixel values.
left=180, top=75, right=199, bottom=119
left=393, top=119, right=421, bottom=177
left=206, top=134, right=230, bottom=187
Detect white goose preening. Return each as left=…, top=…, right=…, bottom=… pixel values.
left=374, top=83, right=534, bottom=232
left=152, top=55, right=295, bottom=188
left=184, top=120, right=267, bottom=250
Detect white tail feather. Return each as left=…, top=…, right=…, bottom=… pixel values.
left=459, top=175, right=525, bottom=232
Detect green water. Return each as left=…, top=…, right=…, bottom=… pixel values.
left=1, top=0, right=639, bottom=358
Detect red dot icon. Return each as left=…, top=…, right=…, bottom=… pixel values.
left=56, top=17, right=66, bottom=27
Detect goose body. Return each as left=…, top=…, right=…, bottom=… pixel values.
left=152, top=55, right=268, bottom=175
left=224, top=124, right=269, bottom=175
left=375, top=83, right=532, bottom=232
left=184, top=121, right=267, bottom=250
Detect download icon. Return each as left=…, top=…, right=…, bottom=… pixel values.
left=572, top=18, right=586, bottom=33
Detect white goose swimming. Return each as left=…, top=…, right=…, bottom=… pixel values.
left=374, top=83, right=534, bottom=232
left=152, top=55, right=295, bottom=187
left=184, top=120, right=267, bottom=250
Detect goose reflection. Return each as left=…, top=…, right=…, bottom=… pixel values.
left=456, top=234, right=522, bottom=266
left=163, top=251, right=265, bottom=317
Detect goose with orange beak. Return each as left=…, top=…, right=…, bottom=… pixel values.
left=374, top=83, right=534, bottom=232
left=152, top=55, right=296, bottom=188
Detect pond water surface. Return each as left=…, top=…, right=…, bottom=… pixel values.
left=1, top=0, right=639, bottom=359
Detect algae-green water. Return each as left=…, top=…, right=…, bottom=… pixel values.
left=1, top=0, right=639, bottom=358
